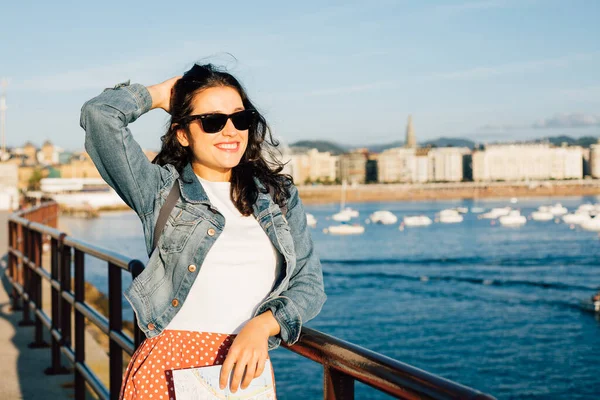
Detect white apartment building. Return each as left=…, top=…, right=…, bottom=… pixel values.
left=377, top=147, right=418, bottom=183
left=378, top=146, right=467, bottom=183
left=472, top=144, right=583, bottom=181
left=280, top=148, right=338, bottom=184
left=590, top=142, right=600, bottom=178
left=307, top=149, right=338, bottom=183
left=428, top=147, right=469, bottom=182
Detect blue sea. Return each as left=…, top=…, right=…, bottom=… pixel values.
left=59, top=196, right=600, bottom=400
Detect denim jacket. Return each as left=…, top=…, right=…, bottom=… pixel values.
left=80, top=82, right=326, bottom=350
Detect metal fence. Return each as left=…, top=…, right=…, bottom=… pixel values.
left=5, top=201, right=496, bottom=400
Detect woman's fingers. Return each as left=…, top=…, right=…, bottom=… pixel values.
left=255, top=358, right=266, bottom=378
left=219, top=348, right=237, bottom=390
left=229, top=354, right=251, bottom=392
left=240, top=356, right=259, bottom=390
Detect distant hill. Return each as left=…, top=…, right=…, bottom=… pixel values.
left=290, top=140, right=346, bottom=154
left=367, top=137, right=475, bottom=152
left=367, top=141, right=404, bottom=153
left=290, top=135, right=598, bottom=155
left=539, top=135, right=599, bottom=148
left=421, top=137, right=476, bottom=149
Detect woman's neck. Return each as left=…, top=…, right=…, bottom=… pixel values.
left=192, top=163, right=232, bottom=182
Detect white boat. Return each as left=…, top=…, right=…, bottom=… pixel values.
left=332, top=211, right=352, bottom=222
left=369, top=210, right=398, bottom=225
left=562, top=213, right=591, bottom=225
left=510, top=197, right=518, bottom=204
left=306, top=213, right=317, bottom=228
left=341, top=207, right=359, bottom=218
left=548, top=203, right=568, bottom=216
left=470, top=207, right=485, bottom=214
left=577, top=204, right=595, bottom=213
left=530, top=211, right=554, bottom=221
left=327, top=181, right=364, bottom=234
left=438, top=209, right=463, bottom=224
left=403, top=215, right=433, bottom=227
left=331, top=181, right=359, bottom=221
left=499, top=210, right=527, bottom=227
left=581, top=216, right=600, bottom=232
left=481, top=207, right=511, bottom=219
left=455, top=207, right=468, bottom=214
left=325, top=223, right=365, bottom=235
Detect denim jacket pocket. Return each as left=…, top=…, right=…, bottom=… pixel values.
left=133, top=249, right=167, bottom=296
left=160, top=207, right=202, bottom=253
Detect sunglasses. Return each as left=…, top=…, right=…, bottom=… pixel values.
left=178, top=109, right=257, bottom=134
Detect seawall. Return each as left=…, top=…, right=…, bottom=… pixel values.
left=297, top=180, right=600, bottom=204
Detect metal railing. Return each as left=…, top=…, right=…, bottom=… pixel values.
left=4, top=201, right=496, bottom=400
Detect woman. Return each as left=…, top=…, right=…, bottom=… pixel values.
left=80, top=63, right=327, bottom=399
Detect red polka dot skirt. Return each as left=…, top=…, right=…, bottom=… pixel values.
left=119, top=330, right=240, bottom=399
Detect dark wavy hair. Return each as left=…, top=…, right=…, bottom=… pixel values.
left=152, top=63, right=292, bottom=216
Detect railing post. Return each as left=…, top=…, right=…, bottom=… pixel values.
left=74, top=249, right=86, bottom=400
left=8, top=220, right=22, bottom=311
left=128, top=259, right=145, bottom=350
left=19, top=223, right=34, bottom=326
left=109, top=262, right=123, bottom=400
left=29, top=230, right=49, bottom=348
left=45, top=235, right=69, bottom=375
left=60, top=244, right=72, bottom=350
left=324, top=366, right=355, bottom=400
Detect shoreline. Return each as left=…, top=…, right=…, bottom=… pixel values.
left=297, top=180, right=600, bottom=204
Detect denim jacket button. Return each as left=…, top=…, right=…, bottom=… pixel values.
left=207, top=228, right=216, bottom=236
left=188, top=264, right=197, bottom=272
left=171, top=299, right=179, bottom=307
left=147, top=323, right=155, bottom=331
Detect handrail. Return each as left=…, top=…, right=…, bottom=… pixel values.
left=4, top=201, right=496, bottom=400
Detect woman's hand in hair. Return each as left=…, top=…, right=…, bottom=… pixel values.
left=219, top=310, right=280, bottom=393
left=146, top=76, right=181, bottom=113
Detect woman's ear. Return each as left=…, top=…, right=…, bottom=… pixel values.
left=175, top=126, right=190, bottom=147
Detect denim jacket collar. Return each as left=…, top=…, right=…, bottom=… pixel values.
left=177, top=163, right=211, bottom=204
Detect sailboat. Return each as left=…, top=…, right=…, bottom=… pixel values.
left=326, top=180, right=364, bottom=235
left=331, top=180, right=359, bottom=221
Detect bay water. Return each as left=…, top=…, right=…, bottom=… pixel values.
left=59, top=196, right=600, bottom=399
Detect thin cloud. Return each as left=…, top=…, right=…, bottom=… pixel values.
left=533, top=113, right=600, bottom=129
left=481, top=112, right=600, bottom=131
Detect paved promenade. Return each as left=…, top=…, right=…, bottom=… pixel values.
left=0, top=211, right=73, bottom=399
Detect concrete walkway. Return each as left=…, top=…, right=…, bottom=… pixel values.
left=0, top=211, right=74, bottom=399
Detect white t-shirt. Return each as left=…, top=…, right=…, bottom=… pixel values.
left=165, top=176, right=282, bottom=334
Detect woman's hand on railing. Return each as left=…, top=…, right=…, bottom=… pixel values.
left=219, top=310, right=279, bottom=393
left=146, top=76, right=181, bottom=113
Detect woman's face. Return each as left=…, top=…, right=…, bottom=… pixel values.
left=177, top=86, right=249, bottom=181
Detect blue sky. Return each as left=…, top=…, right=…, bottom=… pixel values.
left=1, top=0, right=599, bottom=151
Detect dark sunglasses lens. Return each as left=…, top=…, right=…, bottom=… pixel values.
left=200, top=115, right=228, bottom=133
left=230, top=110, right=254, bottom=130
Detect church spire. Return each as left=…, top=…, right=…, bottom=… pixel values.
left=405, top=115, right=416, bottom=148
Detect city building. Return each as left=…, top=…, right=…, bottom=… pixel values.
left=339, top=149, right=368, bottom=184
left=428, top=147, right=469, bottom=182
left=41, top=140, right=60, bottom=165
left=280, top=147, right=310, bottom=185
left=307, top=148, right=338, bottom=183
left=472, top=143, right=583, bottom=181
left=23, top=142, right=37, bottom=163
left=590, top=140, right=600, bottom=178
left=58, top=152, right=103, bottom=179
left=377, top=147, right=417, bottom=183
